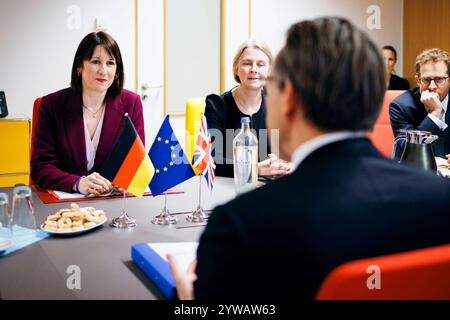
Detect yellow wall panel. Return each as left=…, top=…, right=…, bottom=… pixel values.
left=0, top=174, right=29, bottom=187
left=0, top=115, right=30, bottom=186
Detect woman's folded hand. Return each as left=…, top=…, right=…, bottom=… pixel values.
left=258, top=153, right=292, bottom=178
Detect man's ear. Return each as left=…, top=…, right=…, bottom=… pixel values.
left=415, top=74, right=420, bottom=86
left=283, top=79, right=300, bottom=120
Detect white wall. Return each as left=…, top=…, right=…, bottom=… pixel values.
left=225, top=0, right=404, bottom=89
left=0, top=0, right=135, bottom=118
left=138, top=0, right=164, bottom=149
left=0, top=0, right=404, bottom=139
left=166, top=0, right=221, bottom=114
left=138, top=0, right=220, bottom=150
left=224, top=0, right=250, bottom=92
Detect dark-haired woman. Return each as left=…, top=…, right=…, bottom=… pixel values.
left=31, top=32, right=144, bottom=194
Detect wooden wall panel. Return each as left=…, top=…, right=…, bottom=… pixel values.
left=403, top=0, right=450, bottom=85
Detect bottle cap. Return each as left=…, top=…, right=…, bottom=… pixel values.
left=241, top=117, right=250, bottom=124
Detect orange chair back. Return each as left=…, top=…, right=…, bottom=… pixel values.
left=316, top=244, right=450, bottom=300
left=368, top=90, right=405, bottom=157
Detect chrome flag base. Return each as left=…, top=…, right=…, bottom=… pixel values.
left=111, top=212, right=137, bottom=228
left=152, top=207, right=177, bottom=225
left=186, top=205, right=208, bottom=223
left=110, top=190, right=137, bottom=228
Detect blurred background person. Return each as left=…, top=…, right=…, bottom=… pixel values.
left=390, top=48, right=450, bottom=159
left=383, top=45, right=410, bottom=90
left=31, top=31, right=145, bottom=195
left=205, top=39, right=291, bottom=178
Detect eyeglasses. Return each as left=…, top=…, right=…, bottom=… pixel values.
left=418, top=76, right=449, bottom=86
left=262, top=75, right=285, bottom=96
left=262, top=83, right=268, bottom=97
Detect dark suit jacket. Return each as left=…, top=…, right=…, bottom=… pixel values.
left=389, top=88, right=450, bottom=158
left=30, top=87, right=145, bottom=192
left=194, top=138, right=450, bottom=301
left=388, top=74, right=410, bottom=90
left=205, top=90, right=270, bottom=177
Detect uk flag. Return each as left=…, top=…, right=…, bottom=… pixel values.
left=192, top=114, right=216, bottom=191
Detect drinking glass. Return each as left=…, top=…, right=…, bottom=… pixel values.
left=0, top=192, right=12, bottom=249
left=11, top=186, right=36, bottom=230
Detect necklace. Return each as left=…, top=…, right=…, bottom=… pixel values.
left=83, top=103, right=105, bottom=118
left=233, top=88, right=261, bottom=115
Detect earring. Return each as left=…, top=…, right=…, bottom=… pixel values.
left=115, top=74, right=118, bottom=80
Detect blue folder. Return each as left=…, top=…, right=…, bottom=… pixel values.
left=131, top=242, right=197, bottom=299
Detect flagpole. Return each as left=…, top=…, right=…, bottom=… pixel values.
left=122, top=190, right=126, bottom=214
left=164, top=193, right=169, bottom=211
left=198, top=174, right=202, bottom=208
left=100, top=113, right=148, bottom=228
left=187, top=174, right=207, bottom=223
left=151, top=192, right=178, bottom=225
left=111, top=189, right=137, bottom=228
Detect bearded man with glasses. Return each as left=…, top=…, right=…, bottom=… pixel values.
left=390, top=48, right=450, bottom=160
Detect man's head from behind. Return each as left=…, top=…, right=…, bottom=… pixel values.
left=265, top=17, right=385, bottom=160
left=414, top=48, right=450, bottom=101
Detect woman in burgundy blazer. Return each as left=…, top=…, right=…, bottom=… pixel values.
left=31, top=32, right=144, bottom=194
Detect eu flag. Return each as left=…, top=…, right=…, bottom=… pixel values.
left=149, top=115, right=195, bottom=196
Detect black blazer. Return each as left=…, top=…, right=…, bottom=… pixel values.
left=388, top=74, right=410, bottom=90
left=194, top=138, right=450, bottom=301
left=205, top=90, right=270, bottom=177
left=389, top=87, right=450, bottom=158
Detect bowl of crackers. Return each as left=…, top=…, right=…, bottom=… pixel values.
left=40, top=203, right=107, bottom=235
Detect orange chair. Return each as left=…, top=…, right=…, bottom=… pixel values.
left=368, top=90, right=405, bottom=158
left=29, top=97, right=42, bottom=185
left=316, top=243, right=450, bottom=300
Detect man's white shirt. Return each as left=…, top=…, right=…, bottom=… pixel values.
left=428, top=94, right=449, bottom=131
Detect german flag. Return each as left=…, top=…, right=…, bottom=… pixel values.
left=100, top=114, right=154, bottom=197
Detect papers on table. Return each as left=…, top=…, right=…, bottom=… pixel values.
left=436, top=157, right=450, bottom=177
left=35, top=185, right=182, bottom=204
left=148, top=242, right=198, bottom=273
left=52, top=190, right=92, bottom=199
left=436, top=157, right=449, bottom=168
left=51, top=187, right=151, bottom=200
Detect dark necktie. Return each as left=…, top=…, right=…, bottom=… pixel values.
left=445, top=104, right=450, bottom=154
left=445, top=104, right=450, bottom=125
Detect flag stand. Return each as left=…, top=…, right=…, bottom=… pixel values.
left=151, top=193, right=177, bottom=225
left=187, top=175, right=207, bottom=223
left=111, top=190, right=137, bottom=228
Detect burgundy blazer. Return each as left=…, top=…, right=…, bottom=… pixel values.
left=31, top=87, right=145, bottom=192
